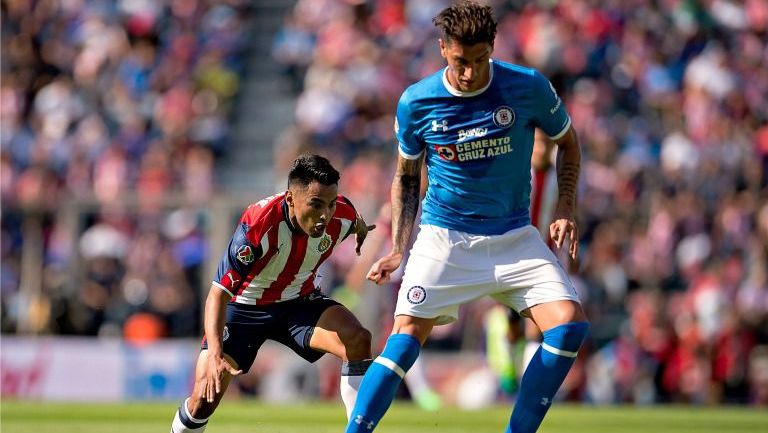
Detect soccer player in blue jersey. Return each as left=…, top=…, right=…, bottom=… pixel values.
left=345, top=2, right=589, bottom=433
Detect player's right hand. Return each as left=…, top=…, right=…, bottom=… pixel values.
left=366, top=252, right=403, bottom=285
left=202, top=354, right=242, bottom=403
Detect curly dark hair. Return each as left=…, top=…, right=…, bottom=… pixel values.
left=433, top=1, right=497, bottom=46
left=288, top=154, right=340, bottom=188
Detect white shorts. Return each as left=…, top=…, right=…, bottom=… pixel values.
left=395, top=224, right=579, bottom=325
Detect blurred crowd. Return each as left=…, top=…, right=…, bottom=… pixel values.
left=271, top=0, right=768, bottom=406
left=1, top=0, right=251, bottom=337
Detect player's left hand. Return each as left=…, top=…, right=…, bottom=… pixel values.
left=550, top=212, right=579, bottom=261
left=353, top=214, right=376, bottom=255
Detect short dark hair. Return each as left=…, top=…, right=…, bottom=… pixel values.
left=287, top=154, right=340, bottom=188
left=433, top=1, right=497, bottom=46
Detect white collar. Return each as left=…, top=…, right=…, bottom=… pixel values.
left=441, top=59, right=494, bottom=97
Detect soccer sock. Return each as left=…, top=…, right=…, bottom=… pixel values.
left=345, top=334, right=421, bottom=433
left=521, top=340, right=540, bottom=373
left=170, top=398, right=209, bottom=433
left=507, top=322, right=589, bottom=433
left=340, top=359, right=373, bottom=419
left=405, top=356, right=442, bottom=411
left=403, top=356, right=430, bottom=396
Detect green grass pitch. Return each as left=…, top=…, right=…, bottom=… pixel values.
left=2, top=400, right=766, bottom=433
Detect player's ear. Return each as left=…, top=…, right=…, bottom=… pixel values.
left=439, top=38, right=447, bottom=58
left=285, top=190, right=294, bottom=207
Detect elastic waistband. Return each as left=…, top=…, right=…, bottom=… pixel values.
left=230, top=290, right=324, bottom=309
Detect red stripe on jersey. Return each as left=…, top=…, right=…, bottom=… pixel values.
left=530, top=168, right=547, bottom=228
left=258, top=233, right=308, bottom=304
left=241, top=193, right=286, bottom=245
left=298, top=218, right=344, bottom=297
left=237, top=223, right=280, bottom=297
left=335, top=195, right=357, bottom=220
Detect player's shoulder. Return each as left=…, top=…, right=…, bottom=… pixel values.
left=400, top=69, right=445, bottom=103
left=333, top=194, right=357, bottom=221
left=241, top=192, right=285, bottom=228
left=492, top=59, right=541, bottom=82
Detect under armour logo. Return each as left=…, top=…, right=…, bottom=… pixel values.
left=431, top=119, right=448, bottom=132
left=540, top=397, right=551, bottom=406
left=354, top=415, right=375, bottom=430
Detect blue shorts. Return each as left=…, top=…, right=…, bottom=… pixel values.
left=201, top=291, right=341, bottom=370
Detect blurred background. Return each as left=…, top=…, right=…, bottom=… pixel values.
left=2, top=0, right=767, bottom=408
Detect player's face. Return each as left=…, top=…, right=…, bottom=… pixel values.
left=286, top=181, right=338, bottom=238
left=440, top=39, right=493, bottom=92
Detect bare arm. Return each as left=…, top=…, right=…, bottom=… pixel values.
left=551, top=125, right=581, bottom=260
left=203, top=286, right=231, bottom=359
left=201, top=286, right=241, bottom=402
left=391, top=154, right=423, bottom=255
left=366, top=153, right=423, bottom=284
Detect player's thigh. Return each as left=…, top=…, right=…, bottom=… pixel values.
left=526, top=299, right=587, bottom=332
left=491, top=226, right=580, bottom=315
left=309, top=304, right=372, bottom=360
left=201, top=303, right=268, bottom=373
left=398, top=225, right=496, bottom=325
left=272, top=293, right=358, bottom=363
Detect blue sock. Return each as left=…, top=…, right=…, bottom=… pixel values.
left=345, top=334, right=421, bottom=433
left=507, top=321, right=589, bottom=433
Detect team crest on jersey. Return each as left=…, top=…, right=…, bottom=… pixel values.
left=434, top=145, right=457, bottom=161
left=493, top=106, right=515, bottom=128
left=317, top=233, right=332, bottom=254
left=406, top=286, right=427, bottom=304
left=236, top=245, right=254, bottom=264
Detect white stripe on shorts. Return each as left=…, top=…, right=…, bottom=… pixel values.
left=541, top=342, right=578, bottom=358
left=374, top=356, right=406, bottom=378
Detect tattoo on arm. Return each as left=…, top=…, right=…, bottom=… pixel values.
left=391, top=155, right=422, bottom=254
left=555, top=128, right=581, bottom=212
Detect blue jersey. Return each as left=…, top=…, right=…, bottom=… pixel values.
left=395, top=60, right=571, bottom=235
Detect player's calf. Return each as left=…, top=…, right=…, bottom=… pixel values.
left=507, top=321, right=590, bottom=433
left=338, top=325, right=373, bottom=360
left=170, top=398, right=209, bottom=433
left=346, top=333, right=422, bottom=433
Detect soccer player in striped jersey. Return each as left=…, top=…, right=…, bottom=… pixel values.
left=346, top=2, right=589, bottom=433
left=170, top=154, right=376, bottom=433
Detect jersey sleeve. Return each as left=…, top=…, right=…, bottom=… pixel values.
left=531, top=71, right=571, bottom=140
left=213, top=222, right=264, bottom=297
left=395, top=90, right=424, bottom=159
left=336, top=195, right=358, bottom=241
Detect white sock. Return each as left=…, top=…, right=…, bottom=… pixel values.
left=171, top=398, right=208, bottom=433
left=340, top=359, right=373, bottom=419
left=340, top=374, right=364, bottom=419
left=404, top=355, right=431, bottom=396
left=522, top=341, right=541, bottom=373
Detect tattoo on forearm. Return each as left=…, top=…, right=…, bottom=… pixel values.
left=391, top=162, right=421, bottom=254
left=556, top=150, right=580, bottom=210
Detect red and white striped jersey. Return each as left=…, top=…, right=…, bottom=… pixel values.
left=530, top=167, right=558, bottom=245
left=213, top=192, right=358, bottom=305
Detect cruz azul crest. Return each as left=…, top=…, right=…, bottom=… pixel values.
left=492, top=106, right=515, bottom=128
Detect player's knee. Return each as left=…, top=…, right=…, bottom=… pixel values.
left=543, top=321, right=590, bottom=353
left=340, top=325, right=372, bottom=358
